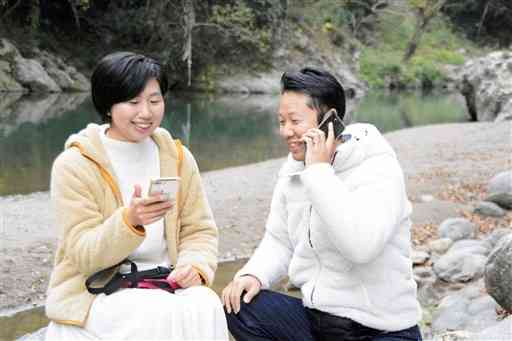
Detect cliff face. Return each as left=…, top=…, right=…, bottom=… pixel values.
left=0, top=38, right=89, bottom=93
left=459, top=51, right=512, bottom=122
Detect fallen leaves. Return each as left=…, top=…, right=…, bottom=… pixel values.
left=438, top=182, right=487, bottom=203
left=460, top=209, right=512, bottom=235
left=412, top=223, right=438, bottom=246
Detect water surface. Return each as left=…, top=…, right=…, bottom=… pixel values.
left=0, top=91, right=468, bottom=196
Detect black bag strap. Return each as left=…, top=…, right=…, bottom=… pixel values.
left=85, top=259, right=174, bottom=295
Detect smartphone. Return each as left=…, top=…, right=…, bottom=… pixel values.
left=148, top=177, right=181, bottom=201
left=317, top=108, right=347, bottom=141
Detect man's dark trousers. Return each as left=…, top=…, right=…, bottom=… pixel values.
left=225, top=290, right=422, bottom=341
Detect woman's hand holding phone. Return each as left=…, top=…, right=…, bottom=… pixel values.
left=302, top=122, right=337, bottom=167
left=125, top=184, right=173, bottom=227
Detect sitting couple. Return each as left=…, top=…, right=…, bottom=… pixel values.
left=44, top=52, right=422, bottom=340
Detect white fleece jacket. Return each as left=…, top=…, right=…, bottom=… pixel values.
left=238, top=123, right=422, bottom=331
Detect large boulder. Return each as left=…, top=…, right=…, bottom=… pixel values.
left=433, top=249, right=487, bottom=282
left=484, top=233, right=512, bottom=312
left=432, top=280, right=501, bottom=334
left=473, top=201, right=506, bottom=217
left=0, top=38, right=21, bottom=61
left=485, top=170, right=512, bottom=209
left=13, top=57, right=61, bottom=93
left=0, top=60, right=24, bottom=92
left=438, top=218, right=476, bottom=241
left=34, top=49, right=90, bottom=92
left=0, top=39, right=24, bottom=91
left=459, top=51, right=512, bottom=122
left=1, top=39, right=89, bottom=93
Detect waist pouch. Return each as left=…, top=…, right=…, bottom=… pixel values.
left=86, top=259, right=180, bottom=295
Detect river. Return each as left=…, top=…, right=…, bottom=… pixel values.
left=0, top=90, right=468, bottom=197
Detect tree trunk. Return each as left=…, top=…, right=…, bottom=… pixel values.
left=29, top=0, right=40, bottom=30
left=403, top=8, right=429, bottom=62
left=182, top=0, right=195, bottom=87
left=67, top=0, right=80, bottom=30
left=477, top=0, right=491, bottom=40
left=0, top=0, right=22, bottom=21
left=273, top=0, right=288, bottom=44
left=403, top=0, right=447, bottom=62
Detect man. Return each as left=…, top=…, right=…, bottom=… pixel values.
left=222, top=67, right=422, bottom=341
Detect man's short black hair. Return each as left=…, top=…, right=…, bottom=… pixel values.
left=91, top=51, right=169, bottom=123
left=280, top=67, right=346, bottom=121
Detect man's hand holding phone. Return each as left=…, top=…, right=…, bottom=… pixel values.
left=302, top=121, right=337, bottom=167
left=125, top=184, right=174, bottom=227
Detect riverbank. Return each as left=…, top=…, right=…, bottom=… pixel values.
left=1, top=121, right=510, bottom=312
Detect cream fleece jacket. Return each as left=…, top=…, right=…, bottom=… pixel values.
left=45, top=123, right=218, bottom=326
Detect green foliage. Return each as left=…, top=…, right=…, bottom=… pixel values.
left=360, top=49, right=402, bottom=87
left=210, top=2, right=272, bottom=55
left=408, top=57, right=444, bottom=84
left=295, top=0, right=352, bottom=28
left=444, top=0, right=512, bottom=47
left=360, top=10, right=472, bottom=88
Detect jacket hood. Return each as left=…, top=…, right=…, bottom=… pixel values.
left=279, top=123, right=397, bottom=177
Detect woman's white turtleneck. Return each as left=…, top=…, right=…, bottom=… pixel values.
left=99, top=125, right=169, bottom=271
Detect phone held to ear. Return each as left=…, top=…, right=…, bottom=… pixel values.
left=317, top=108, right=351, bottom=142
left=148, top=177, right=181, bottom=201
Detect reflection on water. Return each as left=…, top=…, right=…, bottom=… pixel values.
left=0, top=91, right=467, bottom=196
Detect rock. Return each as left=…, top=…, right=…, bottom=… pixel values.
left=0, top=59, right=24, bottom=92
left=1, top=39, right=89, bottom=93
left=433, top=249, right=487, bottom=282
left=432, top=331, right=471, bottom=340
left=432, top=295, right=471, bottom=332
left=464, top=295, right=502, bottom=332
left=485, top=233, right=512, bottom=311
left=467, top=294, right=499, bottom=315
left=429, top=238, right=454, bottom=254
left=485, top=170, right=512, bottom=209
left=474, top=201, right=506, bottom=217
left=13, top=57, right=61, bottom=93
left=417, top=280, right=441, bottom=307
left=34, top=50, right=90, bottom=92
left=448, top=239, right=491, bottom=256
left=495, top=102, right=512, bottom=121
left=217, top=71, right=282, bottom=94
left=0, top=39, right=25, bottom=91
left=483, top=228, right=511, bottom=249
left=459, top=51, right=512, bottom=121
left=412, top=250, right=430, bottom=265
left=413, top=266, right=436, bottom=291
left=432, top=281, right=501, bottom=334
left=473, top=315, right=512, bottom=341
left=0, top=38, right=22, bottom=61
left=438, top=218, right=476, bottom=241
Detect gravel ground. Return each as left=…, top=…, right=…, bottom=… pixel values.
left=1, top=121, right=510, bottom=312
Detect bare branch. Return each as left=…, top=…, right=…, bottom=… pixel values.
left=477, top=0, right=491, bottom=40
left=67, top=0, right=81, bottom=30
left=1, top=0, right=22, bottom=21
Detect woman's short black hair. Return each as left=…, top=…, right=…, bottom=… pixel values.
left=91, top=51, right=169, bottom=123
left=281, top=67, right=346, bottom=121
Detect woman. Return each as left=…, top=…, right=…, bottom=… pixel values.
left=45, top=52, right=228, bottom=340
